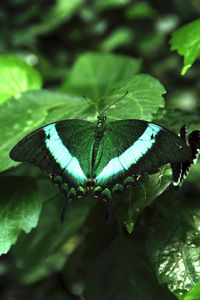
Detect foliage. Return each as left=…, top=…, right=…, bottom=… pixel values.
left=0, top=176, right=42, bottom=254
left=0, top=1, right=199, bottom=300
left=170, top=18, right=200, bottom=75
left=0, top=55, right=42, bottom=104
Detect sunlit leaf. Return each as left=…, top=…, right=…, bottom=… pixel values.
left=0, top=55, right=42, bottom=104
left=146, top=195, right=200, bottom=299
left=0, top=177, right=42, bottom=255
left=170, top=18, right=200, bottom=75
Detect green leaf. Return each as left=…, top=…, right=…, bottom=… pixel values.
left=11, top=187, right=94, bottom=284
left=0, top=176, right=42, bottom=255
left=116, top=166, right=172, bottom=233
left=84, top=237, right=176, bottom=300
left=105, top=74, right=165, bottom=121
left=0, top=55, right=42, bottom=104
left=146, top=195, right=200, bottom=299
left=154, top=107, right=200, bottom=133
left=184, top=282, right=200, bottom=300
left=100, top=28, right=133, bottom=51
left=62, top=52, right=165, bottom=121
left=61, top=52, right=141, bottom=100
left=170, top=18, right=200, bottom=75
left=41, top=0, right=82, bottom=32
left=126, top=2, right=156, bottom=19
left=138, top=32, right=165, bottom=55
left=96, top=0, right=130, bottom=9
left=0, top=90, right=88, bottom=173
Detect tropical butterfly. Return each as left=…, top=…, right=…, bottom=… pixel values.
left=10, top=111, right=200, bottom=222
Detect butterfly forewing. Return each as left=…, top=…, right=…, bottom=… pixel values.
left=95, top=120, right=192, bottom=186
left=10, top=120, right=94, bottom=187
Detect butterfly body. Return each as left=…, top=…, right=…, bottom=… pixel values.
left=10, top=114, right=200, bottom=221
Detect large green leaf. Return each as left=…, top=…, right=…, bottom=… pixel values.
left=170, top=18, right=200, bottom=75
left=0, top=55, right=42, bottom=104
left=146, top=194, right=200, bottom=299
left=84, top=237, right=176, bottom=300
left=61, top=52, right=141, bottom=100
left=0, top=176, right=42, bottom=255
left=62, top=52, right=165, bottom=120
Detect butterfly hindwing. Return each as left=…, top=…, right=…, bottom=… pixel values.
left=10, top=120, right=94, bottom=186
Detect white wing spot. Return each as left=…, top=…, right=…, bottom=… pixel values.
left=44, top=124, right=86, bottom=183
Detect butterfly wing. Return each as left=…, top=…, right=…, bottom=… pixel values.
left=10, top=120, right=94, bottom=187
left=94, top=120, right=192, bottom=186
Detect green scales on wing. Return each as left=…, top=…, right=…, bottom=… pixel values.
left=10, top=114, right=200, bottom=222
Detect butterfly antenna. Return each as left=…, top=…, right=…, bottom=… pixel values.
left=82, top=95, right=99, bottom=114
left=82, top=95, right=91, bottom=107
left=102, top=91, right=129, bottom=114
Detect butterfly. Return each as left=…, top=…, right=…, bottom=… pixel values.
left=10, top=113, right=200, bottom=222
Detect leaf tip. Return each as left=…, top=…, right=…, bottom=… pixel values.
left=181, top=64, right=191, bottom=75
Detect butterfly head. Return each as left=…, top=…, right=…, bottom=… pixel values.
left=97, top=114, right=107, bottom=127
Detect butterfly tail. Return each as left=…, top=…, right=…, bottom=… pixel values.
left=171, top=162, right=182, bottom=186
left=171, top=127, right=200, bottom=186
left=171, top=125, right=187, bottom=186
left=180, top=130, right=200, bottom=182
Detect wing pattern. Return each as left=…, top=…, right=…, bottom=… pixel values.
left=96, top=123, right=160, bottom=183
left=94, top=120, right=192, bottom=186
left=10, top=119, right=93, bottom=187
left=44, top=124, right=86, bottom=184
